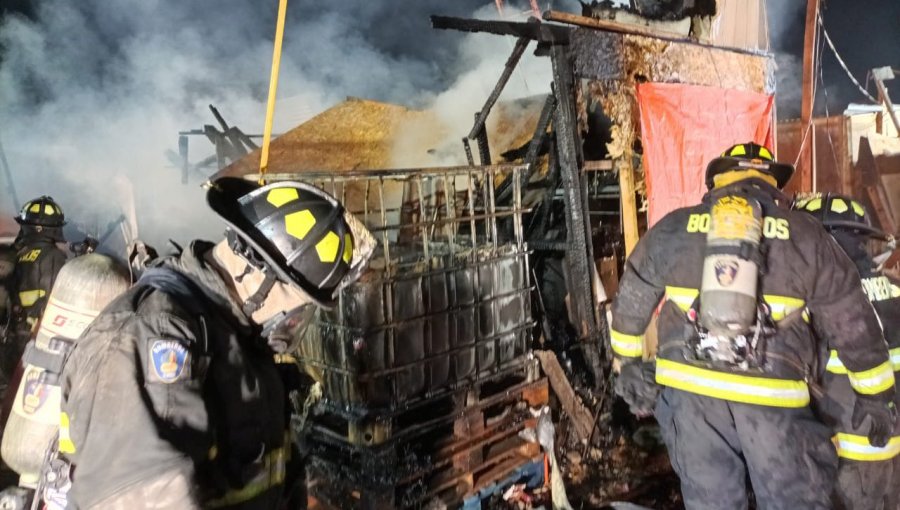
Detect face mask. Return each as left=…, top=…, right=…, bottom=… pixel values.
left=261, top=303, right=316, bottom=354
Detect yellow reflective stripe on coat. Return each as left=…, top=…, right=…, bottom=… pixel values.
left=847, top=360, right=895, bottom=395
left=59, top=412, right=76, bottom=454
left=18, top=289, right=46, bottom=307
left=828, top=348, right=900, bottom=374
left=762, top=295, right=808, bottom=322
left=826, top=350, right=849, bottom=374
left=665, top=286, right=698, bottom=312
left=664, top=287, right=807, bottom=322
left=834, top=433, right=900, bottom=461
left=207, top=446, right=287, bottom=507
left=655, top=358, right=810, bottom=407
left=610, top=329, right=643, bottom=357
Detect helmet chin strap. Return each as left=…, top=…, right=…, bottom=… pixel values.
left=226, top=229, right=280, bottom=318
left=241, top=269, right=278, bottom=318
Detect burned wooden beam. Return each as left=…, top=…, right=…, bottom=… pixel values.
left=233, top=128, right=259, bottom=151
left=462, top=138, right=475, bottom=166
left=534, top=350, right=594, bottom=442
left=544, top=9, right=690, bottom=41
left=523, top=94, right=556, bottom=172
left=551, top=45, right=605, bottom=385
left=430, top=15, right=570, bottom=44
left=474, top=112, right=492, bottom=165
left=468, top=37, right=530, bottom=140
left=498, top=93, right=556, bottom=203
left=209, top=104, right=230, bottom=132
left=178, top=134, right=189, bottom=184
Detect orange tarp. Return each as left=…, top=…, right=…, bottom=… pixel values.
left=637, top=83, right=774, bottom=226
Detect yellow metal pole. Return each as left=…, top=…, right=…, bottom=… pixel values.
left=259, top=0, right=289, bottom=185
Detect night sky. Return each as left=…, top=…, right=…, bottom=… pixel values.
left=770, top=0, right=900, bottom=118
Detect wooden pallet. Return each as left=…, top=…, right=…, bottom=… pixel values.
left=306, top=378, right=549, bottom=509
left=309, top=360, right=544, bottom=448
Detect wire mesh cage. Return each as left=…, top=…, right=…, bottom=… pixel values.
left=262, top=165, right=534, bottom=416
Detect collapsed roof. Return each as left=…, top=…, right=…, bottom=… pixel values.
left=214, top=95, right=547, bottom=180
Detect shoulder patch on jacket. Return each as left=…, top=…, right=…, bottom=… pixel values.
left=148, top=339, right=190, bottom=383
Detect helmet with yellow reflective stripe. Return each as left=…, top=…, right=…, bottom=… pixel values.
left=15, top=196, right=66, bottom=227
left=705, top=142, right=794, bottom=190
left=793, top=193, right=886, bottom=239
left=206, top=177, right=375, bottom=308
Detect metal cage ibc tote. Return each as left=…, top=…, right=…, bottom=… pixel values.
left=273, top=164, right=535, bottom=418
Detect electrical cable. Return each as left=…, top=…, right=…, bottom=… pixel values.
left=818, top=12, right=878, bottom=103
left=816, top=18, right=841, bottom=180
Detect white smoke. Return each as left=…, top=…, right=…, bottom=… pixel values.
left=0, top=0, right=577, bottom=253
left=764, top=0, right=806, bottom=119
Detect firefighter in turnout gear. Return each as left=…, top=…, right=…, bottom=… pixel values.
left=795, top=193, right=900, bottom=510
left=45, top=178, right=375, bottom=509
left=5, top=197, right=68, bottom=394
left=611, top=143, right=896, bottom=509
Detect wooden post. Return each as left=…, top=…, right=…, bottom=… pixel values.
left=619, top=157, right=639, bottom=256
left=798, top=0, right=819, bottom=192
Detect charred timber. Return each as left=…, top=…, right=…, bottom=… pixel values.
left=475, top=112, right=492, bottom=166
left=545, top=9, right=690, bottom=41
left=498, top=93, right=556, bottom=204
left=550, top=46, right=599, bottom=344
left=430, top=15, right=570, bottom=44
left=550, top=10, right=768, bottom=58
left=462, top=138, right=475, bottom=166
left=468, top=37, right=530, bottom=140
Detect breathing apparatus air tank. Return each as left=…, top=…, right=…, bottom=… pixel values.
left=699, top=193, right=764, bottom=338
left=0, top=254, right=129, bottom=488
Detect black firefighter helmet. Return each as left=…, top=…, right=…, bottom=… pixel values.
left=793, top=193, right=887, bottom=239
left=206, top=177, right=374, bottom=308
left=15, top=196, right=66, bottom=227
left=705, top=142, right=794, bottom=190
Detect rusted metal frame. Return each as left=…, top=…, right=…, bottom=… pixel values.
left=513, top=168, right=524, bottom=247
left=430, top=15, right=570, bottom=44
left=248, top=163, right=528, bottom=182
left=468, top=37, right=530, bottom=140
left=486, top=170, right=498, bottom=248
left=416, top=175, right=430, bottom=260
left=377, top=178, right=396, bottom=403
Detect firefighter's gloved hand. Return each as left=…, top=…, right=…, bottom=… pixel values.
left=615, top=361, right=659, bottom=418
left=852, top=396, right=897, bottom=447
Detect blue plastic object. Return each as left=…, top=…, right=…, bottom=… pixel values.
left=460, top=457, right=545, bottom=510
